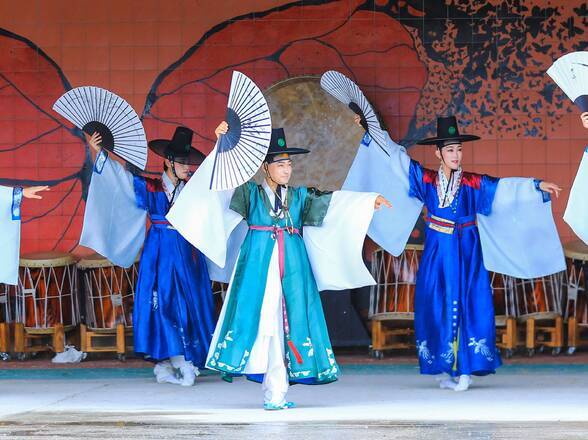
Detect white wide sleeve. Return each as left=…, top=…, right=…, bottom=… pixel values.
left=342, top=132, right=423, bottom=256
left=166, top=147, right=246, bottom=282
left=564, top=147, right=588, bottom=244
left=79, top=151, right=146, bottom=268
left=477, top=177, right=565, bottom=279
left=304, top=190, right=378, bottom=291
left=0, top=186, right=22, bottom=285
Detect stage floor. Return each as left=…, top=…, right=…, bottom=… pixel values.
left=1, top=362, right=587, bottom=439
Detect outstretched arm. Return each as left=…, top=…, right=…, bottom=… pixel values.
left=23, top=186, right=50, bottom=199
left=538, top=181, right=562, bottom=198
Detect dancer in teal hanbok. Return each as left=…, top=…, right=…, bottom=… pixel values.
left=168, top=123, right=390, bottom=410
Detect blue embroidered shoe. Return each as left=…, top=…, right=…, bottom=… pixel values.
left=263, top=401, right=296, bottom=411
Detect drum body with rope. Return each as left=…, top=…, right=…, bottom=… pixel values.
left=0, top=283, right=15, bottom=358
left=490, top=272, right=517, bottom=357
left=13, top=252, right=80, bottom=356
left=77, top=254, right=138, bottom=359
left=563, top=240, right=588, bottom=354
left=368, top=245, right=421, bottom=359
left=511, top=270, right=565, bottom=356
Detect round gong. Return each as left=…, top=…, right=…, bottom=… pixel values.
left=263, top=76, right=364, bottom=191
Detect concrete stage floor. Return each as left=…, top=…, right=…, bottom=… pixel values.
left=0, top=354, right=587, bottom=439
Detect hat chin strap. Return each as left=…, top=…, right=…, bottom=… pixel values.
left=167, top=157, right=186, bottom=206
left=263, top=163, right=288, bottom=209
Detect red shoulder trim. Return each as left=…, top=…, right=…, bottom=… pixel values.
left=461, top=172, right=481, bottom=189
left=422, top=168, right=437, bottom=185
left=145, top=178, right=163, bottom=193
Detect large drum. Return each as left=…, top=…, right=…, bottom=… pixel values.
left=369, top=245, right=421, bottom=318
left=368, top=245, right=422, bottom=358
left=512, top=272, right=564, bottom=318
left=15, top=252, right=79, bottom=328
left=491, top=272, right=517, bottom=317
left=0, top=283, right=14, bottom=324
left=563, top=240, right=588, bottom=324
left=77, top=254, right=138, bottom=329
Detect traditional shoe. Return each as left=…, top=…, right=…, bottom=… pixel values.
left=439, top=378, right=457, bottom=390
left=153, top=361, right=181, bottom=385
left=179, top=362, right=197, bottom=387
left=263, top=401, right=296, bottom=411
left=454, top=375, right=472, bottom=392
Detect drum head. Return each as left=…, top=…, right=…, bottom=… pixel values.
left=263, top=76, right=364, bottom=191
left=564, top=240, right=588, bottom=261
left=77, top=253, right=113, bottom=269
left=19, top=252, right=77, bottom=268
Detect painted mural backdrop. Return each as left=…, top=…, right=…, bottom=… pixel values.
left=0, top=0, right=586, bottom=253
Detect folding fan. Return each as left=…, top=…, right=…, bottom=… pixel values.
left=320, top=70, right=388, bottom=155
left=209, top=71, right=272, bottom=191
left=53, top=86, right=148, bottom=170
left=546, top=51, right=588, bottom=112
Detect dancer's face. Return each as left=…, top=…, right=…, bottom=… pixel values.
left=164, top=159, right=192, bottom=181
left=266, top=159, right=292, bottom=185
left=435, top=143, right=463, bottom=171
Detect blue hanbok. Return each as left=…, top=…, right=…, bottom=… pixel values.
left=80, top=150, right=215, bottom=366
left=0, top=185, right=23, bottom=285
left=344, top=132, right=565, bottom=377
left=409, top=163, right=501, bottom=376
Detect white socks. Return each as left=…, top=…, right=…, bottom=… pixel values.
left=438, top=374, right=457, bottom=390
left=154, top=356, right=200, bottom=386
left=154, top=361, right=181, bottom=385
left=454, top=374, right=472, bottom=392
left=438, top=374, right=472, bottom=391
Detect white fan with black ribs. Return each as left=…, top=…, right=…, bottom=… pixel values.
left=320, top=70, right=388, bottom=156
left=53, top=86, right=148, bottom=170
left=210, top=71, right=272, bottom=191
left=547, top=51, right=588, bottom=112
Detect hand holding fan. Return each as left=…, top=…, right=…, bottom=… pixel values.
left=53, top=86, right=148, bottom=170
left=210, top=71, right=272, bottom=190
left=320, top=70, right=388, bottom=156
left=547, top=51, right=588, bottom=112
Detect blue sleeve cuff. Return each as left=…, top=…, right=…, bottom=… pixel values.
left=360, top=131, right=372, bottom=147
left=534, top=179, right=550, bottom=203
left=12, top=187, right=23, bottom=220
left=94, top=150, right=108, bottom=174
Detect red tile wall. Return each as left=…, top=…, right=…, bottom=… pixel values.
left=0, top=0, right=586, bottom=255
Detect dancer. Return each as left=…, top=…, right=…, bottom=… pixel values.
left=167, top=123, right=390, bottom=409
left=346, top=114, right=564, bottom=391
left=0, top=184, right=49, bottom=285
left=82, top=127, right=215, bottom=386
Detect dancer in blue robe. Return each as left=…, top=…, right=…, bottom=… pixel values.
left=0, top=185, right=49, bottom=285
left=345, top=115, right=564, bottom=391
left=563, top=111, right=588, bottom=243
left=81, top=127, right=215, bottom=386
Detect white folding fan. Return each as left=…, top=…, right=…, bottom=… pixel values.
left=209, top=71, right=272, bottom=191
left=320, top=70, right=388, bottom=155
left=53, top=86, right=148, bottom=170
left=547, top=51, right=588, bottom=112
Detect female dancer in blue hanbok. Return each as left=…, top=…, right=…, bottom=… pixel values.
left=82, top=127, right=215, bottom=386
left=346, top=115, right=564, bottom=391
left=0, top=185, right=49, bottom=285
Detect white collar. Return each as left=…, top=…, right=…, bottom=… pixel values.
left=262, top=179, right=286, bottom=218
left=262, top=179, right=275, bottom=206
left=162, top=171, right=184, bottom=204
left=437, top=166, right=462, bottom=209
